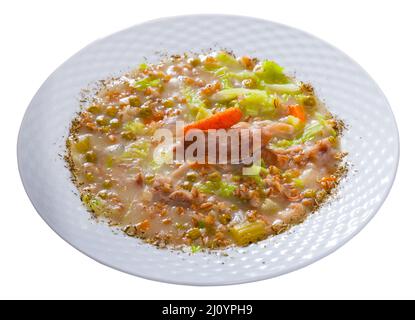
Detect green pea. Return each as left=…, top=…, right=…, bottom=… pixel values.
left=100, top=126, right=110, bottom=133
left=218, top=213, right=232, bottom=225
left=109, top=118, right=121, bottom=128
left=303, top=189, right=316, bottom=198
left=242, top=78, right=257, bottom=89
left=121, top=131, right=136, bottom=140
left=182, top=181, right=193, bottom=191
left=97, top=190, right=109, bottom=199
left=96, top=115, right=109, bottom=126
left=144, top=174, right=155, bottom=185
left=87, top=105, right=101, bottom=114
left=187, top=228, right=201, bottom=240
left=105, top=106, right=118, bottom=117
left=85, top=150, right=97, bottom=163
left=85, top=172, right=94, bottom=182
left=186, top=172, right=198, bottom=182
left=230, top=204, right=238, bottom=211
left=138, top=106, right=152, bottom=118
left=105, top=157, right=113, bottom=168
left=207, top=171, right=221, bottom=182
left=162, top=98, right=175, bottom=108
left=316, top=190, right=327, bottom=202
left=302, top=96, right=316, bottom=107
left=129, top=96, right=141, bottom=107
left=175, top=223, right=186, bottom=230
left=328, top=136, right=337, bottom=145
left=282, top=169, right=299, bottom=182
left=74, top=135, right=91, bottom=153
left=297, top=95, right=316, bottom=109
left=188, top=57, right=201, bottom=67
left=103, top=179, right=112, bottom=188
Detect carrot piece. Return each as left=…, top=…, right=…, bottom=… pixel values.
left=288, top=105, right=306, bottom=122
left=138, top=219, right=150, bottom=231
left=184, top=107, right=243, bottom=135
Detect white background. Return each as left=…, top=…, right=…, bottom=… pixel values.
left=1, top=0, right=413, bottom=300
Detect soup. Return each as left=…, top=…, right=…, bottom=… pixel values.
left=66, top=51, right=346, bottom=249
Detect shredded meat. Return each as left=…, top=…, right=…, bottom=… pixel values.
left=180, top=121, right=295, bottom=164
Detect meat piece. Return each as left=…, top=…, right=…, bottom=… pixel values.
left=306, top=138, right=337, bottom=171
left=135, top=172, right=144, bottom=186
left=170, top=162, right=192, bottom=180
left=271, top=219, right=290, bottom=235
left=249, top=192, right=262, bottom=208
left=262, top=148, right=291, bottom=169
left=151, top=176, right=196, bottom=206
left=230, top=121, right=251, bottom=129
left=281, top=184, right=302, bottom=202
left=152, top=176, right=173, bottom=193
left=168, top=190, right=194, bottom=203
left=260, top=122, right=295, bottom=145
left=278, top=203, right=307, bottom=224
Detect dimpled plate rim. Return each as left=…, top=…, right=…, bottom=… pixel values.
left=17, top=14, right=399, bottom=286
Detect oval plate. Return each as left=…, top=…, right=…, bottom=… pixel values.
left=17, top=15, right=399, bottom=285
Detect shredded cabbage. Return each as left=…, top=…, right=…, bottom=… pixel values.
left=82, top=194, right=104, bottom=214
left=215, top=51, right=242, bottom=69
left=230, top=221, right=266, bottom=246
left=195, top=106, right=212, bottom=120
left=134, top=78, right=161, bottom=90
left=191, top=245, right=201, bottom=253
left=120, top=140, right=150, bottom=160
left=263, top=82, right=300, bottom=94
left=213, top=67, right=261, bottom=89
left=254, top=60, right=288, bottom=84
left=238, top=91, right=276, bottom=116
left=183, top=87, right=212, bottom=120
left=210, top=88, right=262, bottom=102
left=211, top=88, right=278, bottom=117
left=316, top=113, right=337, bottom=136
left=217, top=182, right=237, bottom=198
left=122, top=119, right=147, bottom=136
left=293, top=178, right=305, bottom=189
left=213, top=67, right=233, bottom=89
left=74, top=134, right=91, bottom=153
left=273, top=113, right=336, bottom=148
left=230, top=71, right=259, bottom=82
left=197, top=180, right=236, bottom=198
left=285, top=115, right=301, bottom=127
left=138, top=63, right=148, bottom=71
left=243, top=164, right=267, bottom=187
left=243, top=164, right=262, bottom=176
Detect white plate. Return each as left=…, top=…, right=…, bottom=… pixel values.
left=17, top=15, right=399, bottom=285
